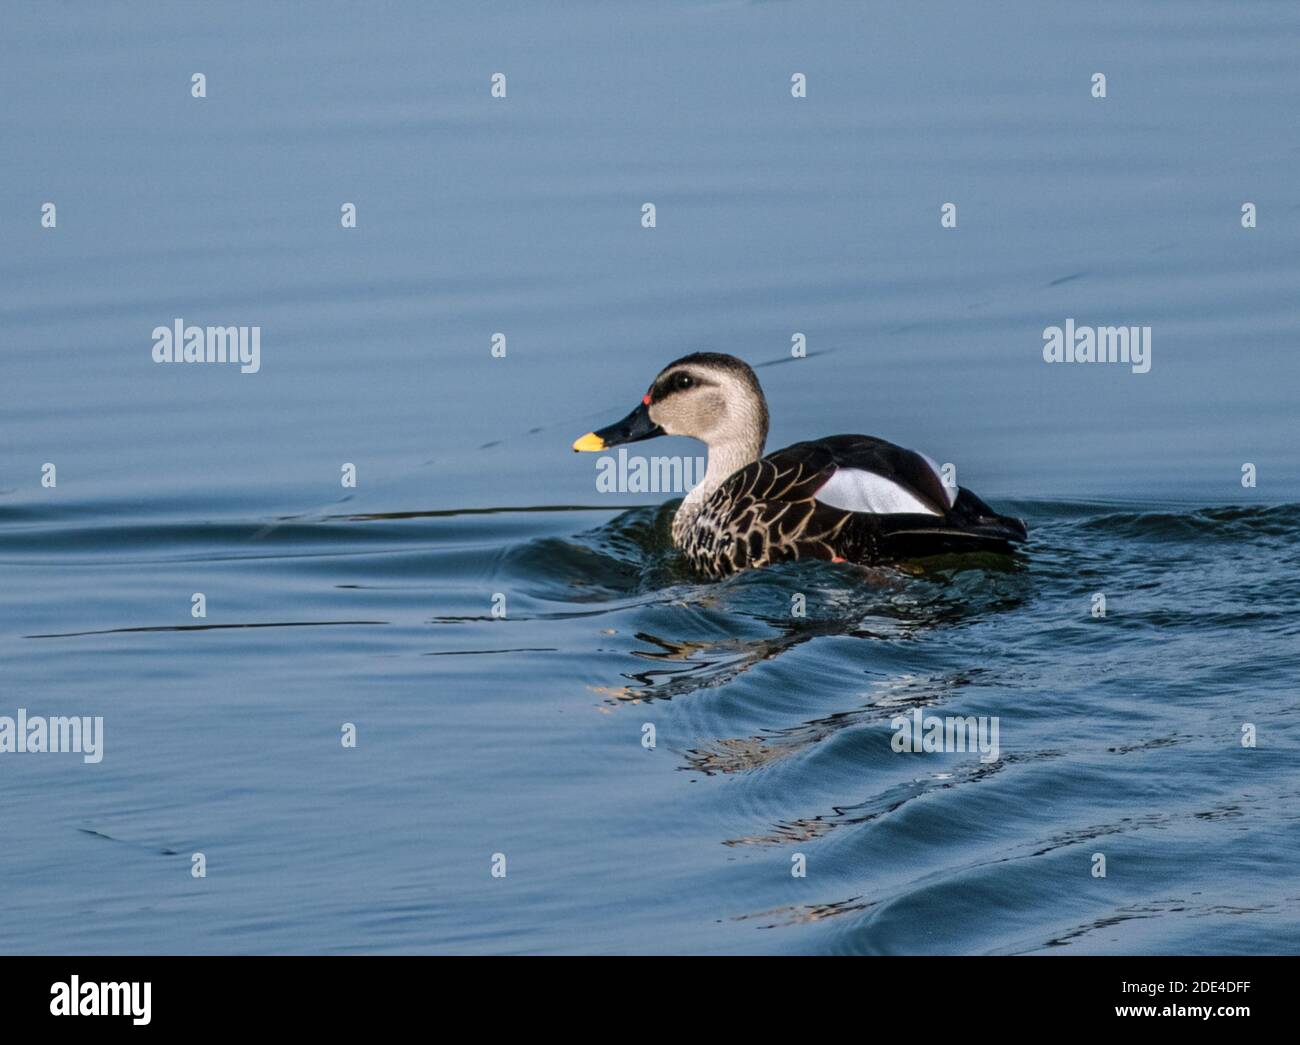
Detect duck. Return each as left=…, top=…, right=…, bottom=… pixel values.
left=572, top=352, right=1027, bottom=578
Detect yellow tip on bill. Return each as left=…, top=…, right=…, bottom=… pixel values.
left=572, top=432, right=606, bottom=452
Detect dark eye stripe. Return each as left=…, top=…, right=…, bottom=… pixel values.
left=652, top=370, right=711, bottom=401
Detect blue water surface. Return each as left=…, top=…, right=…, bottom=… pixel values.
left=1, top=1, right=1297, bottom=954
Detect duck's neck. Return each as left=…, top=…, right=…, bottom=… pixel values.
left=672, top=436, right=764, bottom=545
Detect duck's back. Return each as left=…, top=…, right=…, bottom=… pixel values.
left=678, top=434, right=1026, bottom=578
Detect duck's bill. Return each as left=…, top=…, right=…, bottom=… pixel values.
left=572, top=401, right=664, bottom=452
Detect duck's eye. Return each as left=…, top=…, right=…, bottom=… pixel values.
left=674, top=372, right=693, bottom=390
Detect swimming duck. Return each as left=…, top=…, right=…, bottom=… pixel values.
left=573, top=353, right=1027, bottom=578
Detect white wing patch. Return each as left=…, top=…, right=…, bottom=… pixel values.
left=814, top=468, right=943, bottom=516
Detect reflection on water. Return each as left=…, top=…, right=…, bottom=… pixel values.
left=683, top=670, right=989, bottom=776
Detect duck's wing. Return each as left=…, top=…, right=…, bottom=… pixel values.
left=801, top=434, right=955, bottom=517
left=692, top=436, right=1024, bottom=575
left=798, top=434, right=1027, bottom=554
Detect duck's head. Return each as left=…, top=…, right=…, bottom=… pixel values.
left=572, top=352, right=769, bottom=454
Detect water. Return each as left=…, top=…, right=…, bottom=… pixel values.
left=1, top=1, right=1298, bottom=954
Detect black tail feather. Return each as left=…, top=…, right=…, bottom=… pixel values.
left=878, top=488, right=1027, bottom=558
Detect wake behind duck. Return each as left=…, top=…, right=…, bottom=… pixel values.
left=573, top=353, right=1027, bottom=578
